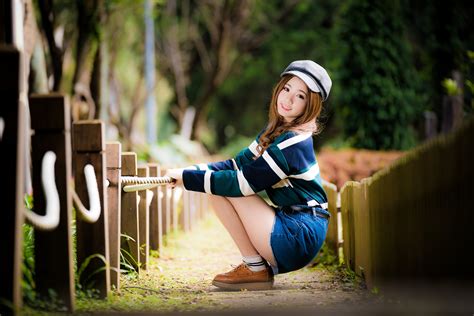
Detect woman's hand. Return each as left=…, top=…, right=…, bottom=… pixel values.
left=165, top=168, right=184, bottom=188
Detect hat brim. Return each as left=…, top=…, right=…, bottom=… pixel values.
left=281, top=70, right=320, bottom=93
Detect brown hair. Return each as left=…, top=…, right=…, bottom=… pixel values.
left=256, top=75, right=324, bottom=156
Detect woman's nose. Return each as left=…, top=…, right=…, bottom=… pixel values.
left=282, top=93, right=292, bottom=104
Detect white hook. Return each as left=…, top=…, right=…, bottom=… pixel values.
left=24, top=151, right=60, bottom=231
left=72, top=164, right=101, bottom=223
left=0, top=117, right=4, bottom=141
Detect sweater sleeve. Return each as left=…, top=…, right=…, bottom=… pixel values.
left=234, top=129, right=266, bottom=168
left=182, top=144, right=290, bottom=197
left=194, top=129, right=264, bottom=171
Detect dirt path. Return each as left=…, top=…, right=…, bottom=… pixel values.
left=73, top=213, right=474, bottom=315
left=74, top=213, right=379, bottom=314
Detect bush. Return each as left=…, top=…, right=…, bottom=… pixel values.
left=337, top=0, right=422, bottom=150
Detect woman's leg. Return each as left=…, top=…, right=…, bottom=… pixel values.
left=209, top=194, right=277, bottom=267
left=226, top=195, right=277, bottom=267
left=209, top=195, right=259, bottom=257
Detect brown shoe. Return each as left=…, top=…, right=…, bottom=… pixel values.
left=212, top=263, right=274, bottom=291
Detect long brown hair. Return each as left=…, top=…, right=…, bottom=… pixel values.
left=257, top=75, right=324, bottom=156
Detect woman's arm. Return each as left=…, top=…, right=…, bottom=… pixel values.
left=182, top=144, right=290, bottom=197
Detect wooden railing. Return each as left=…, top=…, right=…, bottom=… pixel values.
left=340, top=117, right=474, bottom=290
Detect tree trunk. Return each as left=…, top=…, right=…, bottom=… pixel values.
left=38, top=0, right=63, bottom=91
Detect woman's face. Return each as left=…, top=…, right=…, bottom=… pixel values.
left=276, top=76, right=308, bottom=122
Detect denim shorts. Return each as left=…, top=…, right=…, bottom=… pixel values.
left=270, top=207, right=329, bottom=274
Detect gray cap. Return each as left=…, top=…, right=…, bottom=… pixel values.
left=280, top=60, right=332, bottom=101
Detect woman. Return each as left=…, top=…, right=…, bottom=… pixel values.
left=166, top=60, right=332, bottom=291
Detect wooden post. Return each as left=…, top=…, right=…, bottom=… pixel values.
left=197, top=193, right=204, bottom=220
left=72, top=120, right=110, bottom=298
left=165, top=185, right=171, bottom=235
left=181, top=189, right=188, bottom=231
left=202, top=193, right=209, bottom=218
left=322, top=181, right=339, bottom=258
left=137, top=166, right=149, bottom=269
left=148, top=164, right=161, bottom=251
left=340, top=183, right=355, bottom=271
left=0, top=45, right=25, bottom=314
left=106, top=142, right=121, bottom=289
left=188, top=191, right=194, bottom=231
left=157, top=167, right=164, bottom=250
left=120, top=152, right=140, bottom=271
left=172, top=188, right=178, bottom=232
left=30, top=94, right=75, bottom=311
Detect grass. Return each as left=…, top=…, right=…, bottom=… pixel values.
left=74, top=215, right=230, bottom=313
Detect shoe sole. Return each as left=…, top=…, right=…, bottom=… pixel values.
left=212, top=280, right=274, bottom=291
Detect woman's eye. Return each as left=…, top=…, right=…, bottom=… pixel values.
left=283, top=87, right=290, bottom=92
left=298, top=94, right=305, bottom=100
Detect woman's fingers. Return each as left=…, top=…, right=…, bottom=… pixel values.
left=165, top=168, right=184, bottom=188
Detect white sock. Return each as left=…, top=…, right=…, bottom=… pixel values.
left=242, top=255, right=267, bottom=272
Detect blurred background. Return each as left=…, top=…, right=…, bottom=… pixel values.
left=24, top=0, right=474, bottom=186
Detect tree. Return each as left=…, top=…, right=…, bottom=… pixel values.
left=155, top=0, right=301, bottom=140
left=337, top=0, right=421, bottom=150
left=402, top=0, right=474, bottom=129
left=209, top=0, right=341, bottom=150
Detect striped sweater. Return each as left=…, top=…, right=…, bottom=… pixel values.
left=182, top=130, right=328, bottom=210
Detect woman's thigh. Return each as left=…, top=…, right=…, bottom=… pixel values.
left=226, top=195, right=277, bottom=266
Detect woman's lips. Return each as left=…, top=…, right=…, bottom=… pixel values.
left=280, top=104, right=291, bottom=111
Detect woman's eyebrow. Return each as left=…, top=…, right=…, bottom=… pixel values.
left=298, top=89, right=307, bottom=96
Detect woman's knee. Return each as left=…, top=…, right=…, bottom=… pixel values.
left=209, top=194, right=228, bottom=207
left=208, top=194, right=234, bottom=215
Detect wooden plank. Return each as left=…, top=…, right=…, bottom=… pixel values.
left=0, top=46, right=20, bottom=93
left=120, top=152, right=140, bottom=271
left=157, top=167, right=164, bottom=250
left=0, top=2, right=14, bottom=44
left=0, top=46, right=24, bottom=314
left=202, top=193, right=209, bottom=218
left=322, top=181, right=338, bottom=257
left=72, top=120, right=105, bottom=152
left=190, top=192, right=196, bottom=230
left=340, top=183, right=355, bottom=271
left=137, top=166, right=149, bottom=269
left=171, top=188, right=178, bottom=232
left=181, top=189, right=188, bottom=231
left=30, top=94, right=75, bottom=312
left=106, top=142, right=121, bottom=289
left=165, top=186, right=171, bottom=236
left=29, top=93, right=69, bottom=130
left=73, top=121, right=110, bottom=298
left=148, top=164, right=160, bottom=251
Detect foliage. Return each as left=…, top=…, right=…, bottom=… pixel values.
left=210, top=0, right=340, bottom=150
left=120, top=234, right=140, bottom=276
left=401, top=0, right=474, bottom=119
left=30, top=0, right=474, bottom=152
left=442, top=78, right=462, bottom=96
left=311, top=242, right=339, bottom=268
left=218, top=135, right=255, bottom=158
left=336, top=0, right=422, bottom=150
left=22, top=195, right=36, bottom=307
left=21, top=196, right=68, bottom=312
left=22, top=223, right=36, bottom=307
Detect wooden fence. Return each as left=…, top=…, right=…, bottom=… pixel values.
left=0, top=80, right=209, bottom=313
left=341, top=117, right=474, bottom=290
